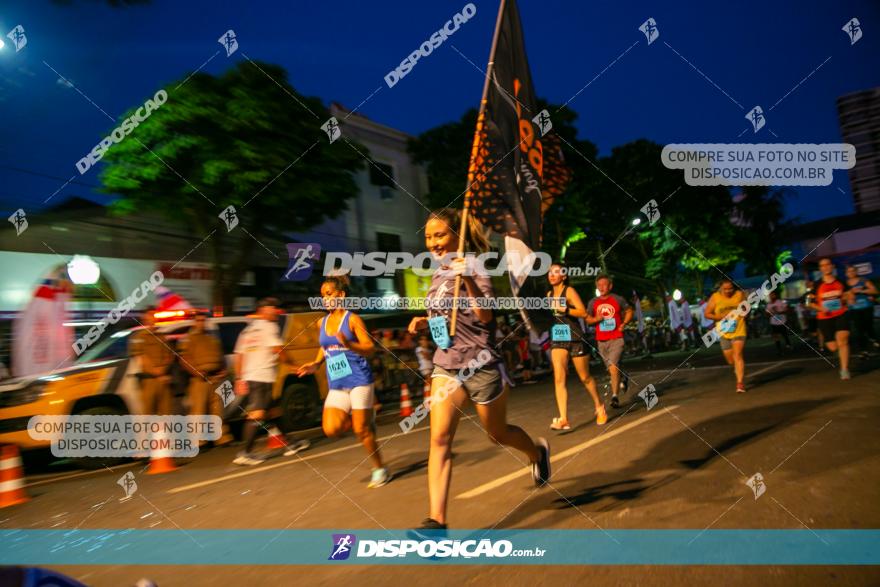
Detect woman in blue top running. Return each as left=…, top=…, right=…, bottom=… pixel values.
left=297, top=275, right=390, bottom=488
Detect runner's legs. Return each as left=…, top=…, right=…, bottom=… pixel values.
left=474, top=386, right=540, bottom=463
left=427, top=378, right=468, bottom=525
left=571, top=355, right=601, bottom=409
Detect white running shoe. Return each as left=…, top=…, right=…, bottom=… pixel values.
left=368, top=467, right=391, bottom=488
left=284, top=439, right=310, bottom=456
left=233, top=452, right=265, bottom=466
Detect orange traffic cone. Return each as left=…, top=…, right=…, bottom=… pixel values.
left=146, top=431, right=177, bottom=475
left=0, top=445, right=29, bottom=507
left=399, top=383, right=413, bottom=417
left=265, top=426, right=287, bottom=450
left=146, top=455, right=177, bottom=475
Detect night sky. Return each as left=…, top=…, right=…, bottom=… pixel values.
left=1, top=0, right=877, bottom=222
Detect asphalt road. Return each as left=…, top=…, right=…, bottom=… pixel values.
left=3, top=341, right=879, bottom=586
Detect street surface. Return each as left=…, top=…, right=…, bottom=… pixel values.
left=4, top=341, right=879, bottom=586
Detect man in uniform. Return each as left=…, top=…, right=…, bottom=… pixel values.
left=180, top=312, right=232, bottom=445
left=129, top=309, right=174, bottom=415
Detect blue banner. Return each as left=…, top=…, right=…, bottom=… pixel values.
left=1, top=529, right=879, bottom=565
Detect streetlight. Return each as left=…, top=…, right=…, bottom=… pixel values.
left=631, top=217, right=641, bottom=226
left=0, top=39, right=5, bottom=51
left=672, top=289, right=682, bottom=301
left=67, top=255, right=100, bottom=285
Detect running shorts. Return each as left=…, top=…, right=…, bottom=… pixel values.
left=597, top=338, right=624, bottom=367
left=719, top=336, right=746, bottom=351
left=432, top=365, right=503, bottom=405
left=550, top=341, right=588, bottom=357
left=324, top=384, right=375, bottom=412
left=244, top=381, right=273, bottom=411
left=818, top=313, right=850, bottom=340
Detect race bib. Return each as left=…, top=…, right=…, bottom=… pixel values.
left=822, top=298, right=842, bottom=312
left=720, top=318, right=737, bottom=333
left=326, top=353, right=352, bottom=381
left=428, top=316, right=451, bottom=349
left=599, top=318, right=616, bottom=332
left=853, top=298, right=870, bottom=310
left=551, top=324, right=571, bottom=341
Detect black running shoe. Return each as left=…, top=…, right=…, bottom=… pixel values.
left=532, top=437, right=551, bottom=487
left=620, top=373, right=630, bottom=394
left=610, top=395, right=620, bottom=409
left=408, top=518, right=448, bottom=541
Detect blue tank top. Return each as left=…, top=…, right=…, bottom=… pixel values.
left=320, top=311, right=373, bottom=389
left=851, top=278, right=872, bottom=310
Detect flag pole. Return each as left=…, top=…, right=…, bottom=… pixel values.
left=450, top=0, right=507, bottom=337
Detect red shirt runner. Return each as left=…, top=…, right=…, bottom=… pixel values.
left=816, top=279, right=847, bottom=320
left=587, top=294, right=629, bottom=341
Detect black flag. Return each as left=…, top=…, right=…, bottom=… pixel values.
left=467, top=0, right=571, bottom=255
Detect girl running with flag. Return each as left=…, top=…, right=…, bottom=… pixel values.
left=297, top=275, right=391, bottom=488
left=408, top=208, right=550, bottom=532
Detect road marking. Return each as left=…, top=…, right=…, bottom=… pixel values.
left=25, top=461, right=139, bottom=489
left=167, top=416, right=473, bottom=494
left=456, top=405, right=679, bottom=499
left=627, top=357, right=821, bottom=380
left=748, top=361, right=788, bottom=379
left=27, top=358, right=822, bottom=491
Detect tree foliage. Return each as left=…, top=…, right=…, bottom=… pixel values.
left=409, top=107, right=794, bottom=301
left=100, top=61, right=363, bottom=308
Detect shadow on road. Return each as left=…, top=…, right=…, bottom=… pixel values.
left=387, top=456, right=428, bottom=481
left=491, top=399, right=834, bottom=528
left=748, top=367, right=804, bottom=388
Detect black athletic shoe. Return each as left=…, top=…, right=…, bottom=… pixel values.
left=532, top=437, right=551, bottom=487
left=620, top=374, right=630, bottom=394
left=408, top=518, right=448, bottom=541
left=610, top=395, right=620, bottom=409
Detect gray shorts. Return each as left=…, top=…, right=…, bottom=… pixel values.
left=432, top=365, right=503, bottom=405
left=597, top=338, right=624, bottom=367
left=245, top=381, right=273, bottom=411
left=719, top=336, right=746, bottom=351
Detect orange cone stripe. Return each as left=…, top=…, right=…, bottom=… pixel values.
left=0, top=445, right=29, bottom=506
left=0, top=479, right=24, bottom=492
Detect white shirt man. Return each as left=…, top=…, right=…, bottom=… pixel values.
left=234, top=319, right=284, bottom=383
left=681, top=300, right=693, bottom=328
left=699, top=300, right=715, bottom=329
left=667, top=298, right=682, bottom=331
left=232, top=298, right=288, bottom=466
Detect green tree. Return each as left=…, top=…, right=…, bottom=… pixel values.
left=409, top=109, right=748, bottom=305
left=732, top=186, right=792, bottom=275
left=592, top=140, right=741, bottom=297
left=101, top=61, right=363, bottom=309
left=406, top=102, right=591, bottom=210
left=407, top=107, right=479, bottom=210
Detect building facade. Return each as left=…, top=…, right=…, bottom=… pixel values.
left=837, top=87, right=880, bottom=213
left=292, top=103, right=431, bottom=297
left=0, top=105, right=431, bottom=314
